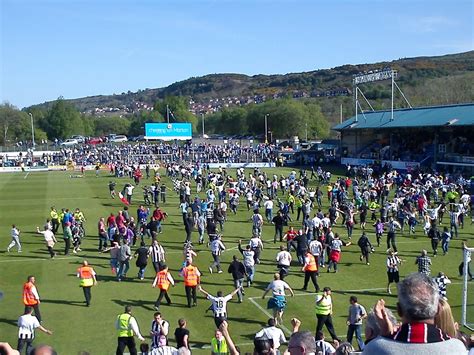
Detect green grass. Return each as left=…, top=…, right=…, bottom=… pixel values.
left=0, top=169, right=473, bottom=354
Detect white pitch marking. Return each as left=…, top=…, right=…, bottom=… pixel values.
left=248, top=297, right=292, bottom=335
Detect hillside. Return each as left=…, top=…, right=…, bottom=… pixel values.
left=28, top=51, right=474, bottom=124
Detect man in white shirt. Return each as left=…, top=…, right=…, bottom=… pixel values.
left=238, top=240, right=255, bottom=287
left=309, top=238, right=323, bottom=267
left=246, top=190, right=254, bottom=210
left=17, top=307, right=53, bottom=354
left=275, top=245, right=292, bottom=280
left=249, top=234, right=264, bottom=264
left=198, top=285, right=241, bottom=328
left=7, top=224, right=22, bottom=253
left=36, top=226, right=57, bottom=258
left=252, top=210, right=264, bottom=236
left=264, top=198, right=274, bottom=222
left=315, top=330, right=337, bottom=354
left=262, top=273, right=294, bottom=326
left=312, top=214, right=322, bottom=237
left=125, top=184, right=135, bottom=205
left=255, top=318, right=287, bottom=353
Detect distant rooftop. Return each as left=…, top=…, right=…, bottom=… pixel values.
left=333, top=103, right=474, bottom=131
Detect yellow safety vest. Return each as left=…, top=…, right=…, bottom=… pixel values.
left=117, top=313, right=134, bottom=337
left=211, top=337, right=229, bottom=355
left=315, top=294, right=332, bottom=315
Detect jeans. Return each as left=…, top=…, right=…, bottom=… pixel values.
left=450, top=224, right=458, bottom=238
left=233, top=278, right=244, bottom=302
left=347, top=324, right=364, bottom=350
left=387, top=232, right=397, bottom=252
left=265, top=209, right=273, bottom=222
left=210, top=253, right=221, bottom=272
left=244, top=265, right=255, bottom=285
left=117, top=260, right=130, bottom=280
left=99, top=234, right=108, bottom=250
left=319, top=250, right=326, bottom=266
left=278, top=265, right=289, bottom=280
left=274, top=226, right=283, bottom=242
left=431, top=239, right=439, bottom=256
left=442, top=239, right=450, bottom=254
left=17, top=338, right=34, bottom=355
left=197, top=227, right=204, bottom=242
left=137, top=265, right=146, bottom=279
left=346, top=224, right=353, bottom=239
left=52, top=219, right=60, bottom=234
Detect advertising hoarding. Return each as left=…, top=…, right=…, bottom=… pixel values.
left=145, top=123, right=192, bottom=140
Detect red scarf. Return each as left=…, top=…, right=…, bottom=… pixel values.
left=389, top=322, right=451, bottom=343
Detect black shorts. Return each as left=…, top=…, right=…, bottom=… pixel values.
left=387, top=271, right=399, bottom=283
left=214, top=315, right=227, bottom=328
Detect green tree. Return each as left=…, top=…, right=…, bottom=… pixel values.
left=128, top=110, right=163, bottom=137
left=94, top=116, right=131, bottom=136
left=154, top=96, right=198, bottom=130
left=198, top=99, right=330, bottom=140
left=0, top=103, right=19, bottom=145
left=42, top=98, right=84, bottom=139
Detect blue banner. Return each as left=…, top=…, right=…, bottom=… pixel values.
left=145, top=123, right=192, bottom=140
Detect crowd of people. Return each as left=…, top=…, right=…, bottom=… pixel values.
left=4, top=161, right=474, bottom=354
left=2, top=141, right=278, bottom=170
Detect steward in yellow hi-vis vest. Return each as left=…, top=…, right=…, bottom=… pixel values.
left=315, top=287, right=341, bottom=343
left=115, top=305, right=145, bottom=355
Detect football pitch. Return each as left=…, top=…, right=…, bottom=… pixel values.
left=0, top=168, right=472, bottom=354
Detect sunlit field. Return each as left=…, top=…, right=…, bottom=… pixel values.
left=0, top=168, right=472, bottom=354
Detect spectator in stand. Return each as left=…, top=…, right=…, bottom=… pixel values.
left=364, top=308, right=397, bottom=346
left=254, top=318, right=287, bottom=354
left=362, top=273, right=467, bottom=354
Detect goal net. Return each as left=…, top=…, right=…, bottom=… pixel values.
left=461, top=246, right=474, bottom=331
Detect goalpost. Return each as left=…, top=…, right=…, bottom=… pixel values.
left=461, top=245, right=474, bottom=331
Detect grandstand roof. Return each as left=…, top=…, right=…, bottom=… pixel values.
left=333, top=103, right=474, bottom=131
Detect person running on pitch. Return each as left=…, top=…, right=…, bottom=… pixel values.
left=198, top=285, right=242, bottom=328
left=7, top=224, right=22, bottom=253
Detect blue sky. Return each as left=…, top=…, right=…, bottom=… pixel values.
left=1, top=0, right=472, bottom=109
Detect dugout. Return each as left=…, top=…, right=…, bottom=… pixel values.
left=333, top=103, right=474, bottom=173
